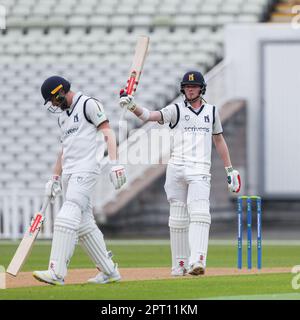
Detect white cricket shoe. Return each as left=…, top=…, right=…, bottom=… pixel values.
left=171, top=266, right=187, bottom=276
left=188, top=261, right=205, bottom=276
left=87, top=264, right=121, bottom=284
left=33, top=270, right=64, bottom=285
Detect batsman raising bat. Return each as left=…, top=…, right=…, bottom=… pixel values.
left=33, top=76, right=126, bottom=285
left=120, top=71, right=241, bottom=276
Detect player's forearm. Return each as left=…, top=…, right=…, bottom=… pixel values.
left=133, top=105, right=161, bottom=122
left=213, top=135, right=232, bottom=168
left=107, top=138, right=117, bottom=161
left=132, top=105, right=143, bottom=117
left=53, top=150, right=63, bottom=176
left=98, top=121, right=118, bottom=161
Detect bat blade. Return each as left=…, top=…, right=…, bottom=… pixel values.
left=120, top=35, right=150, bottom=130
left=6, top=197, right=50, bottom=277
left=126, top=35, right=150, bottom=96
left=6, top=228, right=40, bottom=276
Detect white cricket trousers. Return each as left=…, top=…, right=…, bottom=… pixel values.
left=49, top=172, right=115, bottom=278
left=164, top=163, right=211, bottom=269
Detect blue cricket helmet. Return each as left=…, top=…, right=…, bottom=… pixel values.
left=41, top=76, right=71, bottom=105
left=180, top=71, right=206, bottom=95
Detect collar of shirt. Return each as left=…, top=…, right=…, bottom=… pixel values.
left=69, top=91, right=82, bottom=111
left=184, top=100, right=204, bottom=111
left=184, top=100, right=192, bottom=108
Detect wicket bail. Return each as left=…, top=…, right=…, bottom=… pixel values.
left=237, top=196, right=262, bottom=270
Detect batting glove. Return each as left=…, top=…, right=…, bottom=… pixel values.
left=45, top=175, right=62, bottom=201
left=119, top=89, right=136, bottom=112
left=109, top=161, right=126, bottom=190
left=225, top=166, right=241, bottom=193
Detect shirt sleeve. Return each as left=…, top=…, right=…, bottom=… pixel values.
left=85, top=99, right=108, bottom=127
left=158, top=104, right=178, bottom=125
left=213, top=106, right=223, bottom=134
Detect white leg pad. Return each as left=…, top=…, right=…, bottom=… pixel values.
left=188, top=199, right=211, bottom=267
left=188, top=222, right=210, bottom=267
left=168, top=202, right=189, bottom=270
left=188, top=199, right=211, bottom=225
left=78, top=220, right=115, bottom=275
left=48, top=201, right=81, bottom=279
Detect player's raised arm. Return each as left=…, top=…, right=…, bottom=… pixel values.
left=119, top=93, right=162, bottom=122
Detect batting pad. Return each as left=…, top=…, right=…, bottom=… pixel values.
left=78, top=221, right=115, bottom=275
left=168, top=202, right=189, bottom=270
left=189, top=222, right=210, bottom=267
left=188, top=199, right=211, bottom=224
left=48, top=201, right=82, bottom=279
left=48, top=225, right=78, bottom=279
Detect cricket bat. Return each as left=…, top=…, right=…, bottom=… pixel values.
left=120, top=35, right=150, bottom=138
left=6, top=196, right=51, bottom=276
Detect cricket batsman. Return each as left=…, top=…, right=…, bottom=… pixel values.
left=119, top=71, right=241, bottom=276
left=33, top=76, right=126, bottom=285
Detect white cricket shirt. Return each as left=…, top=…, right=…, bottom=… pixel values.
left=58, top=92, right=108, bottom=174
left=159, top=100, right=223, bottom=175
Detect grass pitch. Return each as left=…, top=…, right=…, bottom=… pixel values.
left=0, top=240, right=299, bottom=300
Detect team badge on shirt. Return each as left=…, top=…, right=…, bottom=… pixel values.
left=97, top=112, right=104, bottom=119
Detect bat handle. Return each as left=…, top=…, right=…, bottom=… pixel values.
left=40, top=196, right=51, bottom=214
left=119, top=108, right=128, bottom=143
left=121, top=107, right=127, bottom=120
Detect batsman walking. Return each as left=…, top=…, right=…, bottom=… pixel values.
left=33, top=76, right=126, bottom=285
left=119, top=71, right=241, bottom=276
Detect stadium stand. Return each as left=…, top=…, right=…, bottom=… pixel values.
left=0, top=0, right=276, bottom=238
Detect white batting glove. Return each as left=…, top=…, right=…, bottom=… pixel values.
left=225, top=166, right=241, bottom=193
left=109, top=163, right=126, bottom=190
left=45, top=175, right=62, bottom=201
left=119, top=92, right=136, bottom=112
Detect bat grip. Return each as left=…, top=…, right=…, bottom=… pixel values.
left=120, top=107, right=127, bottom=120
left=40, top=196, right=51, bottom=214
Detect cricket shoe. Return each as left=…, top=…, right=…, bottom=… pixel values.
left=188, top=261, right=205, bottom=276
left=171, top=266, right=187, bottom=276
left=33, top=270, right=64, bottom=285
left=87, top=264, right=121, bottom=284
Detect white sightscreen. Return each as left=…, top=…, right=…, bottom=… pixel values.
left=263, top=42, right=300, bottom=197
